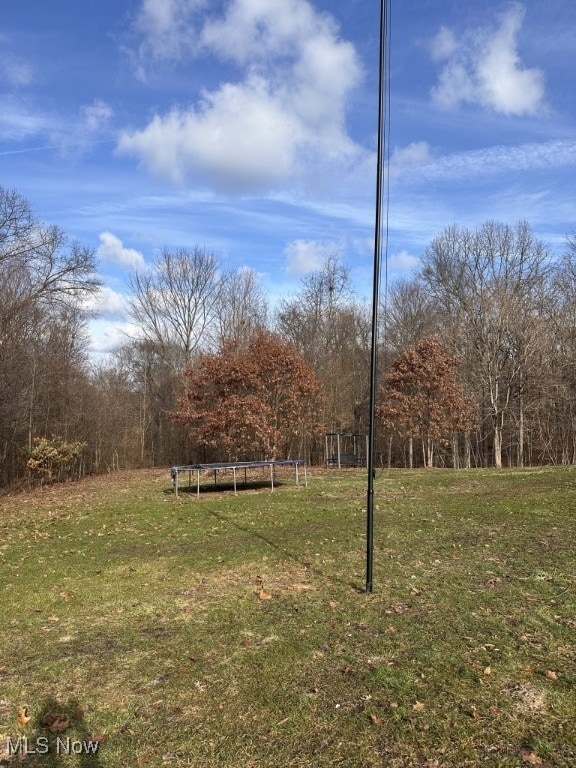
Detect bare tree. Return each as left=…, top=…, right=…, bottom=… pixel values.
left=384, top=278, right=439, bottom=355
left=276, top=257, right=370, bottom=443
left=543, top=245, right=576, bottom=463
left=419, top=221, right=551, bottom=468
left=213, top=266, right=269, bottom=346
left=0, top=187, right=100, bottom=486
left=126, top=246, right=221, bottom=368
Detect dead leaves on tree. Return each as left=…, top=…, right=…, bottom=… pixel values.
left=174, top=330, right=322, bottom=458
left=379, top=336, right=476, bottom=452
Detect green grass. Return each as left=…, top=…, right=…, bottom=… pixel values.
left=0, top=466, right=574, bottom=767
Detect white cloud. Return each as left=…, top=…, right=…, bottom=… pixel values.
left=82, top=99, right=113, bottom=132
left=284, top=239, right=342, bottom=276
left=84, top=286, right=127, bottom=317
left=119, top=77, right=303, bottom=191
left=0, top=97, right=54, bottom=141
left=390, top=141, right=433, bottom=177
left=476, top=5, right=545, bottom=115
left=120, top=0, right=362, bottom=193
left=88, top=319, right=135, bottom=355
left=1, top=58, right=34, bottom=87
left=0, top=95, right=113, bottom=156
left=430, top=26, right=458, bottom=62
left=132, top=0, right=206, bottom=67
left=400, top=139, right=576, bottom=183
left=388, top=250, right=420, bottom=272
left=97, top=232, right=146, bottom=270
left=431, top=4, right=545, bottom=116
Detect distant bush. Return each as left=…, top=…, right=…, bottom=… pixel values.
left=25, top=436, right=86, bottom=485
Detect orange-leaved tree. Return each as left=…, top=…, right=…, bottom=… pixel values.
left=173, top=330, right=322, bottom=461
left=379, top=336, right=476, bottom=467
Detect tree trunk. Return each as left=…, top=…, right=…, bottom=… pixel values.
left=423, top=436, right=433, bottom=468
left=427, top=437, right=434, bottom=468
left=452, top=433, right=459, bottom=469
left=518, top=389, right=524, bottom=467
left=464, top=431, right=471, bottom=469
left=493, top=420, right=503, bottom=469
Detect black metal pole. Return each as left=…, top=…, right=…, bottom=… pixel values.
left=366, top=0, right=388, bottom=594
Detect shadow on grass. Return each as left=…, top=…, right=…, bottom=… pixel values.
left=165, top=479, right=288, bottom=496
left=206, top=508, right=364, bottom=594
left=14, top=697, right=103, bottom=767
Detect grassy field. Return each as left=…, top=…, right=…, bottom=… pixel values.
left=0, top=465, right=574, bottom=768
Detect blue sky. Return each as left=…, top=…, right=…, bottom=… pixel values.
left=1, top=0, right=575, bottom=354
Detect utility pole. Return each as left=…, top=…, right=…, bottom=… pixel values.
left=366, top=0, right=390, bottom=593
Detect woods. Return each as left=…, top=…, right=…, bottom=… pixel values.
left=1, top=184, right=576, bottom=487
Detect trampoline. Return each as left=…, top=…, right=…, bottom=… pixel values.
left=171, top=459, right=307, bottom=497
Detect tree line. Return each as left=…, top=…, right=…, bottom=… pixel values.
left=1, top=185, right=575, bottom=488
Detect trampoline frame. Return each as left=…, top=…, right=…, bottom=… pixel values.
left=171, top=459, right=307, bottom=497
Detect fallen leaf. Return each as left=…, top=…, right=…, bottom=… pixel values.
left=47, top=615, right=59, bottom=622
left=483, top=666, right=492, bottom=676
left=17, top=706, right=31, bottom=727
left=369, top=713, right=385, bottom=726
left=49, top=716, right=70, bottom=733
left=412, top=701, right=425, bottom=712
left=91, top=734, right=109, bottom=744
left=520, top=750, right=543, bottom=765
left=258, top=589, right=272, bottom=601
left=546, top=670, right=558, bottom=681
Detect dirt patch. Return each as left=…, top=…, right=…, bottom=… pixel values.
left=506, top=683, right=547, bottom=714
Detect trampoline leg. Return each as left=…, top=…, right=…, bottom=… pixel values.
left=233, top=467, right=237, bottom=495
left=197, top=470, right=200, bottom=498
